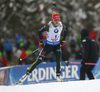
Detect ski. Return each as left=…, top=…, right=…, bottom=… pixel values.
left=14, top=81, right=22, bottom=85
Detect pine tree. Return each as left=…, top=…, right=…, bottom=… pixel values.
left=0, top=0, right=100, bottom=39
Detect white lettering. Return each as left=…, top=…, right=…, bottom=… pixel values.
left=61, top=66, right=65, bottom=78
left=50, top=67, right=56, bottom=79
left=66, top=66, right=71, bottom=78
left=32, top=69, right=39, bottom=82
left=27, top=65, right=79, bottom=83
left=46, top=67, right=49, bottom=80
left=72, top=65, right=79, bottom=79
left=39, top=68, right=45, bottom=80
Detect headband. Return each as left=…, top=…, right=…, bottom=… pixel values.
left=52, top=14, right=60, bottom=19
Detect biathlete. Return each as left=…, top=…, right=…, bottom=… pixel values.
left=19, top=12, right=68, bottom=83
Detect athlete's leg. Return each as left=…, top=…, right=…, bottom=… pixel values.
left=53, top=45, right=62, bottom=82
left=53, top=45, right=61, bottom=74
left=28, top=44, right=53, bottom=73
left=19, top=44, right=53, bottom=83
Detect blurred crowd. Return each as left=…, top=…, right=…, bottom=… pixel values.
left=0, top=29, right=100, bottom=67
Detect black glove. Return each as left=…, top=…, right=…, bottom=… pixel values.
left=81, top=60, right=86, bottom=65
left=65, top=61, right=70, bottom=66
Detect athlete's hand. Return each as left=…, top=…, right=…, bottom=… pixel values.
left=81, top=60, right=86, bottom=65
left=61, top=41, right=65, bottom=47
left=65, top=61, right=70, bottom=66
left=39, top=39, right=43, bottom=48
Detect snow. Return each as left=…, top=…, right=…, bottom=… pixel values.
left=0, top=79, right=100, bottom=92
left=94, top=3, right=100, bottom=9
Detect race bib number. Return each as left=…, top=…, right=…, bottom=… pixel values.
left=51, top=34, right=59, bottom=41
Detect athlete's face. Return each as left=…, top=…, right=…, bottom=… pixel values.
left=53, top=18, right=60, bottom=25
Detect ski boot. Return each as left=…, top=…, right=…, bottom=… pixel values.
left=19, top=70, right=30, bottom=83
left=56, top=73, right=63, bottom=82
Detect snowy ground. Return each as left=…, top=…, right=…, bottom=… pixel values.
left=0, top=79, right=100, bottom=92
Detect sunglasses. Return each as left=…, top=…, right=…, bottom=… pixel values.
left=54, top=19, right=60, bottom=21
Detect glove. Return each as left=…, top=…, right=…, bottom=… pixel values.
left=81, top=60, right=86, bottom=65
left=65, top=61, right=70, bottom=66
left=61, top=41, right=65, bottom=47
left=39, top=39, right=43, bottom=48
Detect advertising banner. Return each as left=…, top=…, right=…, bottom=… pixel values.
left=0, top=58, right=100, bottom=85
left=0, top=67, right=10, bottom=85
left=9, top=60, right=81, bottom=85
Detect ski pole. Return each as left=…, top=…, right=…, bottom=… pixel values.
left=20, top=48, right=39, bottom=61
left=65, top=61, right=100, bottom=66
left=85, top=62, right=100, bottom=65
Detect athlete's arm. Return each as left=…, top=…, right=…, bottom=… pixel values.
left=38, top=24, right=49, bottom=40
left=62, top=25, right=68, bottom=41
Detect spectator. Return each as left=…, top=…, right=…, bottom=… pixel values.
left=0, top=51, right=2, bottom=59
left=75, top=47, right=82, bottom=60
left=25, top=35, right=30, bottom=43
left=1, top=55, right=7, bottom=67
left=61, top=46, right=70, bottom=61
left=31, top=32, right=37, bottom=41
left=24, top=35, right=31, bottom=50
left=19, top=48, right=27, bottom=65
left=89, top=29, right=97, bottom=40
left=19, top=38, right=26, bottom=48
left=15, top=47, right=22, bottom=63
left=34, top=38, right=39, bottom=46
left=76, top=33, right=81, bottom=47
left=80, top=29, right=98, bottom=80
left=98, top=33, right=100, bottom=42
left=0, top=40, right=4, bottom=54
left=31, top=32, right=39, bottom=46
left=25, top=47, right=36, bottom=64
left=4, top=38, right=12, bottom=61
left=25, top=48, right=32, bottom=55
left=69, top=34, right=76, bottom=53
left=98, top=33, right=100, bottom=56
left=29, top=41, right=36, bottom=51
left=15, top=32, right=23, bottom=49
left=0, top=60, right=2, bottom=67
